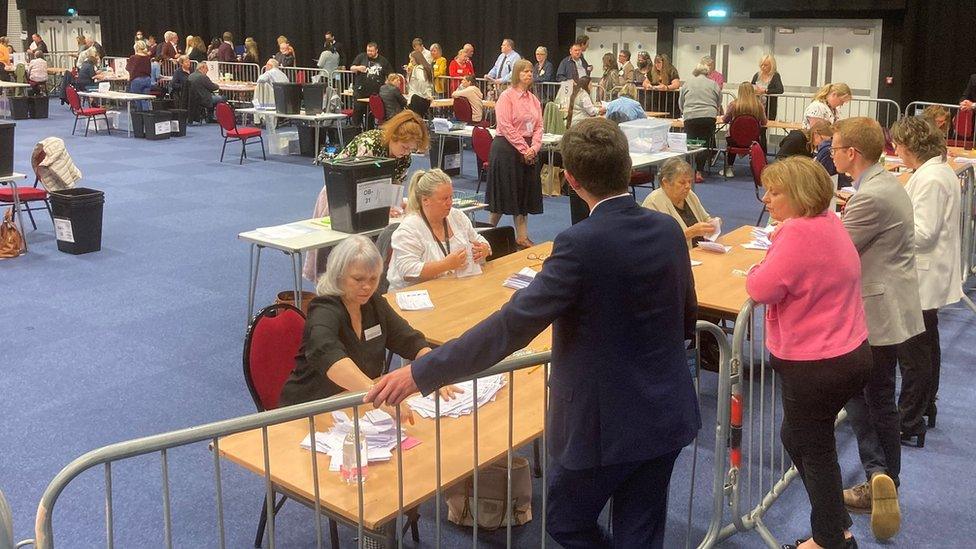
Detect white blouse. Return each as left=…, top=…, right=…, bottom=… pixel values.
left=407, top=65, right=434, bottom=100
left=803, top=100, right=836, bottom=128
left=387, top=208, right=491, bottom=291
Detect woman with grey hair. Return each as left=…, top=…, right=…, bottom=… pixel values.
left=678, top=60, right=723, bottom=182
left=279, top=235, right=461, bottom=409
left=641, top=157, right=718, bottom=248
left=388, top=169, right=491, bottom=291
left=702, top=55, right=725, bottom=87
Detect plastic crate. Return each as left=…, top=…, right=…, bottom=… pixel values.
left=619, top=118, right=672, bottom=153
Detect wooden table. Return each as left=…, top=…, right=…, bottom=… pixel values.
left=668, top=116, right=801, bottom=131
left=689, top=226, right=767, bottom=316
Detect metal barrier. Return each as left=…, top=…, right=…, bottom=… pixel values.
left=282, top=65, right=329, bottom=84
left=215, top=62, right=259, bottom=83
left=333, top=69, right=356, bottom=110
left=765, top=92, right=901, bottom=130
left=904, top=101, right=976, bottom=150
left=33, top=321, right=735, bottom=548
left=159, top=58, right=197, bottom=78
left=636, top=88, right=681, bottom=118
left=42, top=51, right=77, bottom=71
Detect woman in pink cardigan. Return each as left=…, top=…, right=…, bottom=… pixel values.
left=746, top=156, right=870, bottom=549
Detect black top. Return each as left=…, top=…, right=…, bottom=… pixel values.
left=674, top=201, right=704, bottom=247
left=379, top=83, right=407, bottom=119
left=776, top=129, right=812, bottom=160
left=351, top=52, right=392, bottom=98
left=278, top=294, right=429, bottom=406
left=187, top=71, right=219, bottom=109
left=274, top=51, right=295, bottom=68
left=751, top=72, right=783, bottom=120
left=962, top=74, right=976, bottom=102
left=188, top=48, right=207, bottom=63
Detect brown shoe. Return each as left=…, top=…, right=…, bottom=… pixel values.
left=843, top=481, right=871, bottom=514
left=870, top=473, right=900, bottom=540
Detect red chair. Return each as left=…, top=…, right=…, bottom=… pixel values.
left=368, top=94, right=385, bottom=126
left=628, top=170, right=655, bottom=198
left=296, top=71, right=306, bottom=85
left=243, top=303, right=340, bottom=548
left=65, top=86, right=110, bottom=137
left=749, top=141, right=769, bottom=225
left=724, top=115, right=761, bottom=179
left=472, top=126, right=493, bottom=193
left=216, top=102, right=266, bottom=164
left=453, top=96, right=488, bottom=127
left=949, top=109, right=975, bottom=148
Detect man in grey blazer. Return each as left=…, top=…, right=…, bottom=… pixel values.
left=832, top=117, right=924, bottom=541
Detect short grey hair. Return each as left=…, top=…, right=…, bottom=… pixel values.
left=316, top=235, right=383, bottom=296
left=659, top=157, right=694, bottom=183
left=266, top=58, right=280, bottom=69
left=692, top=60, right=711, bottom=77
left=502, top=38, right=515, bottom=49
left=536, top=46, right=548, bottom=56
left=164, top=31, right=176, bottom=41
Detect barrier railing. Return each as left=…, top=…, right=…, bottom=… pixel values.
left=281, top=65, right=330, bottom=85
left=158, top=58, right=197, bottom=78
left=32, top=320, right=734, bottom=548
left=762, top=92, right=901, bottom=130
left=333, top=69, right=356, bottom=110
left=214, top=61, right=259, bottom=84
left=904, top=101, right=976, bottom=151
left=955, top=165, right=976, bottom=314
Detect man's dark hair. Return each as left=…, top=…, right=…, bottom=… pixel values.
left=366, top=41, right=378, bottom=50
left=619, top=49, right=631, bottom=61
left=561, top=118, right=632, bottom=197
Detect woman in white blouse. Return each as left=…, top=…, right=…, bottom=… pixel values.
left=804, top=82, right=851, bottom=128
left=565, top=76, right=603, bottom=127
left=890, top=116, right=963, bottom=441
left=388, top=169, right=492, bottom=290
left=405, top=50, right=434, bottom=100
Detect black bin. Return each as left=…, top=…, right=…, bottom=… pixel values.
left=130, top=111, right=149, bottom=138
left=0, top=121, right=14, bottom=177
left=297, top=124, right=319, bottom=157
left=326, top=124, right=360, bottom=149
left=142, top=110, right=172, bottom=140
left=302, top=83, right=325, bottom=115
left=50, top=188, right=105, bottom=255
left=322, top=157, right=395, bottom=233
left=168, top=109, right=188, bottom=137
left=273, top=82, right=302, bottom=114
left=8, top=97, right=30, bottom=120
left=27, top=96, right=50, bottom=119
left=429, top=136, right=461, bottom=176
left=152, top=98, right=175, bottom=111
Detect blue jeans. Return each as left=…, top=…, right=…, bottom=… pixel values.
left=129, top=76, right=152, bottom=110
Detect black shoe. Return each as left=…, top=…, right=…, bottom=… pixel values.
left=924, top=402, right=937, bottom=428
left=900, top=431, right=925, bottom=448
left=782, top=537, right=858, bottom=549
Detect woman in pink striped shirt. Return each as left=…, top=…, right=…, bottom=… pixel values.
left=486, top=59, right=543, bottom=248
left=746, top=156, right=870, bottom=549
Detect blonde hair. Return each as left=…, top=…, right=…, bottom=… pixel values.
left=406, top=169, right=452, bottom=213
left=381, top=110, right=430, bottom=153
left=619, top=82, right=638, bottom=99
left=805, top=120, right=834, bottom=152
left=761, top=156, right=833, bottom=218
left=834, top=116, right=885, bottom=162
left=759, top=54, right=777, bottom=76
left=510, top=59, right=533, bottom=87
left=733, top=82, right=765, bottom=120
left=813, top=82, right=852, bottom=103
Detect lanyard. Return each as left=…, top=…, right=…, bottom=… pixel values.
left=420, top=212, right=451, bottom=257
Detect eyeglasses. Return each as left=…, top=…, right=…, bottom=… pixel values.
left=829, top=146, right=859, bottom=157
left=527, top=253, right=547, bottom=262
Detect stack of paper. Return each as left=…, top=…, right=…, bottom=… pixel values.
left=705, top=217, right=722, bottom=242
left=698, top=241, right=731, bottom=254
left=299, top=409, right=420, bottom=471
left=742, top=225, right=774, bottom=250
left=254, top=222, right=318, bottom=239
left=396, top=290, right=434, bottom=311
left=502, top=268, right=537, bottom=290
left=407, top=374, right=507, bottom=419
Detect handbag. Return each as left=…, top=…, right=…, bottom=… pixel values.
left=540, top=164, right=564, bottom=197
left=0, top=208, right=24, bottom=259
left=446, top=456, right=533, bottom=530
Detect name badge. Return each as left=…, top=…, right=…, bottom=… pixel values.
left=364, top=325, right=382, bottom=341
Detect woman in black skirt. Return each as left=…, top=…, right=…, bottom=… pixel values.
left=487, top=59, right=543, bottom=248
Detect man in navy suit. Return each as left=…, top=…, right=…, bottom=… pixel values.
left=366, top=117, right=700, bottom=548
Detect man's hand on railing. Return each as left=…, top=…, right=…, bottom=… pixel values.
left=365, top=364, right=420, bottom=406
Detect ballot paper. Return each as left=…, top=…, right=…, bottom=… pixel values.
left=455, top=245, right=483, bottom=278
left=502, top=268, right=537, bottom=290
left=691, top=259, right=703, bottom=266
left=697, top=241, right=731, bottom=254
left=705, top=217, right=722, bottom=242
left=742, top=225, right=774, bottom=250
left=395, top=290, right=434, bottom=311
left=407, top=373, right=507, bottom=419
left=254, top=222, right=318, bottom=239
left=299, top=409, right=420, bottom=471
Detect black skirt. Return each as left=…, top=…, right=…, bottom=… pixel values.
left=486, top=136, right=543, bottom=216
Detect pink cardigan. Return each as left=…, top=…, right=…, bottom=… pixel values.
left=746, top=212, right=868, bottom=361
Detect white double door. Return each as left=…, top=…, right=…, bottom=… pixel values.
left=35, top=15, right=101, bottom=54
left=673, top=24, right=769, bottom=90
left=772, top=26, right=878, bottom=96
left=575, top=19, right=658, bottom=70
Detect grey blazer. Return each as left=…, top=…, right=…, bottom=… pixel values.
left=842, top=163, right=924, bottom=346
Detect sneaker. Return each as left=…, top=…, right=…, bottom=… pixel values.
left=723, top=166, right=735, bottom=178
left=843, top=480, right=871, bottom=514
left=870, top=473, right=900, bottom=540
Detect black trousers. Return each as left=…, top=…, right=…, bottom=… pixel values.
left=546, top=450, right=680, bottom=548
left=684, top=117, right=716, bottom=173
left=845, top=345, right=901, bottom=485
left=897, top=308, right=941, bottom=434
left=773, top=342, right=871, bottom=549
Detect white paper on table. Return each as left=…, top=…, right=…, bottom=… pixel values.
left=255, top=222, right=318, bottom=239
left=667, top=132, right=688, bottom=153
left=356, top=178, right=398, bottom=213
left=705, top=217, right=722, bottom=242
left=741, top=242, right=770, bottom=250
left=97, top=82, right=110, bottom=92
left=697, top=241, right=730, bottom=254
left=407, top=373, right=507, bottom=419
left=395, top=290, right=434, bottom=311
left=455, top=245, right=483, bottom=278
left=691, top=259, right=703, bottom=266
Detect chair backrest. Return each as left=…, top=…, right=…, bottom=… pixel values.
left=749, top=141, right=767, bottom=200
left=472, top=126, right=493, bottom=165
left=215, top=102, right=237, bottom=134
left=477, top=226, right=517, bottom=261
left=453, top=96, right=473, bottom=124
left=728, top=115, right=761, bottom=148
left=296, top=71, right=306, bottom=85
left=368, top=94, right=385, bottom=123
left=954, top=109, right=974, bottom=140
left=65, top=85, right=82, bottom=112
left=408, top=95, right=431, bottom=118
left=375, top=222, right=401, bottom=295
left=243, top=303, right=306, bottom=411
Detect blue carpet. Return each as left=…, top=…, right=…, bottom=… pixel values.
left=1, top=99, right=974, bottom=547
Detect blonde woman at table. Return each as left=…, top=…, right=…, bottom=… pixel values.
left=487, top=59, right=544, bottom=248
left=722, top=82, right=768, bottom=177
left=641, top=157, right=717, bottom=248
left=387, top=169, right=491, bottom=291
left=304, top=110, right=430, bottom=282
left=890, top=116, right=962, bottom=447
left=746, top=156, right=870, bottom=549
left=804, top=83, right=852, bottom=129
left=280, top=235, right=461, bottom=415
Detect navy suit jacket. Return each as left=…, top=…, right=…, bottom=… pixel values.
left=411, top=195, right=701, bottom=470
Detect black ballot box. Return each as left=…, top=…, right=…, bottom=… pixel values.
left=321, top=156, right=397, bottom=233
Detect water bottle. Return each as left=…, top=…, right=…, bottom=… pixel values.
left=340, top=430, right=368, bottom=485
